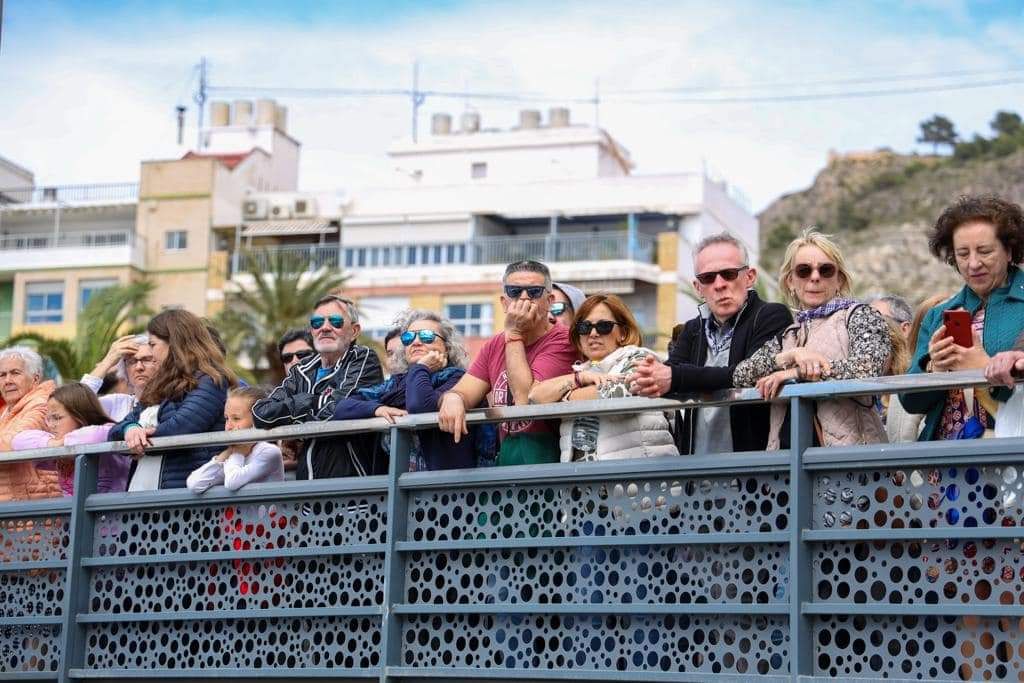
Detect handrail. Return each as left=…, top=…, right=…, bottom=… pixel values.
left=0, top=368, right=1002, bottom=465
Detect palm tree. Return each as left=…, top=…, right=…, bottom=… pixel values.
left=4, top=281, right=153, bottom=380
left=215, top=247, right=354, bottom=383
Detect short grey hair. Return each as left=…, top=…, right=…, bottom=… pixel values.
left=389, top=310, right=469, bottom=373
left=0, top=346, right=43, bottom=380
left=693, top=232, right=749, bottom=267
left=116, top=334, right=149, bottom=387
left=502, top=260, right=552, bottom=289
left=314, top=294, right=359, bottom=324
left=870, top=294, right=913, bottom=324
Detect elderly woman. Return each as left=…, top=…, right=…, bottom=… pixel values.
left=733, top=229, right=891, bottom=449
left=528, top=294, right=678, bottom=461
left=333, top=310, right=474, bottom=471
left=902, top=195, right=1024, bottom=440
left=81, top=334, right=156, bottom=421
left=0, top=347, right=61, bottom=501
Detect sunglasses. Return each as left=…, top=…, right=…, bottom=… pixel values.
left=695, top=266, right=748, bottom=286
left=310, top=314, right=345, bottom=330
left=575, top=320, right=620, bottom=336
left=550, top=302, right=568, bottom=316
left=400, top=330, right=445, bottom=346
left=280, top=349, right=314, bottom=364
left=793, top=263, right=837, bottom=280
left=504, top=285, right=548, bottom=300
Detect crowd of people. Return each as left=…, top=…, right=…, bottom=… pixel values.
left=0, top=193, right=1022, bottom=499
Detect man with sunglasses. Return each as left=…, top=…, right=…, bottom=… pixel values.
left=253, top=294, right=383, bottom=479
left=438, top=260, right=577, bottom=465
left=630, top=233, right=792, bottom=454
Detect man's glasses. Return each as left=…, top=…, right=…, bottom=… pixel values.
left=400, top=330, right=445, bottom=346
left=280, top=349, right=314, bottom=364
left=793, top=263, right=837, bottom=280
left=504, top=285, right=548, bottom=300
left=310, top=314, right=345, bottom=330
left=550, top=302, right=568, bottom=316
left=695, top=266, right=748, bottom=286
left=575, top=320, right=620, bottom=336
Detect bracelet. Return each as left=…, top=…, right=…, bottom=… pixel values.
left=124, top=422, right=143, bottom=433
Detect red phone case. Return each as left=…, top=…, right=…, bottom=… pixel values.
left=943, top=310, right=973, bottom=348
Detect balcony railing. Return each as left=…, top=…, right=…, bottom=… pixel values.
left=0, top=229, right=138, bottom=251
left=0, top=182, right=139, bottom=205
left=1, top=370, right=1022, bottom=680
left=236, top=232, right=657, bottom=276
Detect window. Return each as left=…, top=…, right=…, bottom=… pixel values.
left=445, top=302, right=494, bottom=337
left=25, top=281, right=64, bottom=324
left=79, top=278, right=117, bottom=311
left=471, top=162, right=487, bottom=179
left=164, top=231, right=188, bottom=250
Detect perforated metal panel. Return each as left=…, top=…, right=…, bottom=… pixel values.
left=0, top=570, right=65, bottom=617
left=94, top=495, right=388, bottom=557
left=405, top=543, right=789, bottom=605
left=814, top=614, right=1024, bottom=680
left=0, top=514, right=70, bottom=561
left=407, top=473, right=791, bottom=541
left=813, top=466, right=1021, bottom=530
left=401, top=613, right=790, bottom=674
left=84, top=616, right=382, bottom=669
left=0, top=624, right=61, bottom=674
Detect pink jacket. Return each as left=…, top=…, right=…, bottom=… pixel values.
left=12, top=425, right=131, bottom=495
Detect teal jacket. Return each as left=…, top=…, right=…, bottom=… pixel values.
left=901, top=266, right=1024, bottom=441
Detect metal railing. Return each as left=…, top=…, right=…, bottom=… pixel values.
left=235, top=244, right=340, bottom=273
left=0, top=230, right=139, bottom=251
left=1, top=369, right=1021, bottom=681
left=473, top=231, right=656, bottom=265
left=0, top=183, right=139, bottom=206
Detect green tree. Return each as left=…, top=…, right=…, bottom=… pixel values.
left=917, top=114, right=959, bottom=154
left=4, top=281, right=153, bottom=380
left=215, top=248, right=352, bottom=383
left=991, top=110, right=1022, bottom=138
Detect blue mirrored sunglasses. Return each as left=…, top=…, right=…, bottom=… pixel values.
left=310, top=314, right=344, bottom=330
left=401, top=330, right=445, bottom=346
left=550, top=302, right=567, bottom=316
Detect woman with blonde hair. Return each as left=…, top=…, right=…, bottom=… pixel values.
left=733, top=229, right=891, bottom=449
left=528, top=294, right=678, bottom=461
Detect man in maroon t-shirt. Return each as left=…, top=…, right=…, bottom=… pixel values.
left=438, top=260, right=578, bottom=465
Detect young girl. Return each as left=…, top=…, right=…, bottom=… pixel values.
left=186, top=386, right=284, bottom=493
left=12, top=383, right=132, bottom=495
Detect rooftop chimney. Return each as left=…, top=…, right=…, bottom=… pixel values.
left=432, top=113, right=452, bottom=135
left=232, top=100, right=253, bottom=126
left=210, top=101, right=230, bottom=127
left=460, top=111, right=480, bottom=134
left=256, top=99, right=276, bottom=126
left=518, top=109, right=541, bottom=129
left=549, top=107, right=571, bottom=128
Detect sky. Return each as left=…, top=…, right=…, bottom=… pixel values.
left=1, top=0, right=1023, bottom=212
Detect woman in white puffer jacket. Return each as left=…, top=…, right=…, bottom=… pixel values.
left=528, top=293, right=679, bottom=462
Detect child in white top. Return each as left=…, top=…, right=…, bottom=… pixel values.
left=187, top=386, right=284, bottom=493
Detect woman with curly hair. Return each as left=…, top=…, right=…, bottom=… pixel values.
left=333, top=310, right=474, bottom=471
left=109, top=309, right=237, bottom=489
left=901, top=195, right=1024, bottom=441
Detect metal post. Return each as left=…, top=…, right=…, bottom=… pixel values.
left=58, top=453, right=98, bottom=683
left=378, top=426, right=412, bottom=682
left=545, top=214, right=558, bottom=262
left=788, top=396, right=814, bottom=681
left=53, top=203, right=61, bottom=247
left=231, top=223, right=242, bottom=276
left=627, top=212, right=638, bottom=261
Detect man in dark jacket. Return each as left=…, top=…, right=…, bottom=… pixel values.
left=252, top=295, right=383, bottom=479
left=630, top=233, right=792, bottom=454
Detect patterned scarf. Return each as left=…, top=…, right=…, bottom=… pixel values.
left=701, top=300, right=748, bottom=357
left=794, top=297, right=860, bottom=324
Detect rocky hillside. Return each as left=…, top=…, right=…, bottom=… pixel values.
left=758, top=147, right=1024, bottom=304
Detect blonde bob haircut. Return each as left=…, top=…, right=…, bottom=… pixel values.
left=570, top=293, right=643, bottom=355
left=778, top=228, right=854, bottom=309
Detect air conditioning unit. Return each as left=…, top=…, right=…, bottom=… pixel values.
left=269, top=201, right=292, bottom=220
left=293, top=197, right=318, bottom=219
left=242, top=198, right=267, bottom=220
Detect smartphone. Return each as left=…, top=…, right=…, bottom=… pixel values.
left=943, top=309, right=973, bottom=348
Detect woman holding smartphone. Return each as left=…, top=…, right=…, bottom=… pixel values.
left=901, top=195, right=1024, bottom=441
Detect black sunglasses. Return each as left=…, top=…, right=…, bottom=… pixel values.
left=695, top=266, right=748, bottom=286
left=793, top=263, right=837, bottom=279
left=575, top=320, right=620, bottom=336
left=280, top=349, right=314, bottom=364
left=504, top=285, right=548, bottom=300
left=310, top=314, right=345, bottom=330
left=400, top=330, right=445, bottom=346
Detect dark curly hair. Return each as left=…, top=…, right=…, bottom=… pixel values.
left=928, top=194, right=1024, bottom=269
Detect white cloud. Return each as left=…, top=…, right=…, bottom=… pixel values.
left=1, top=1, right=1022, bottom=211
